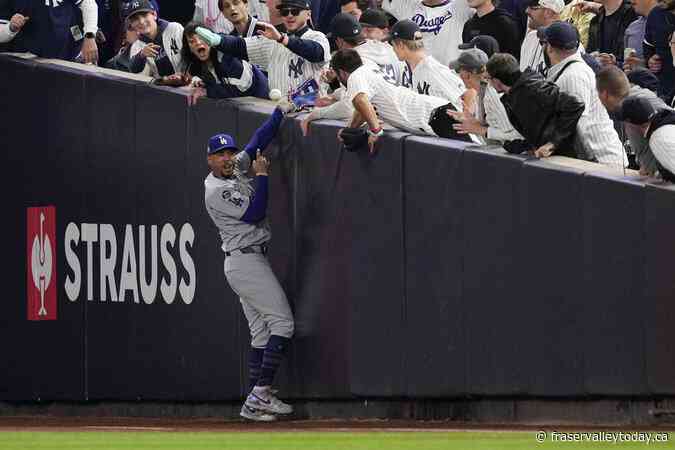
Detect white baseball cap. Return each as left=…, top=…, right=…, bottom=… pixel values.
left=528, top=0, right=565, bottom=14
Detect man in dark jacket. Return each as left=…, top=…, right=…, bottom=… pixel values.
left=587, top=0, right=638, bottom=66
left=463, top=0, right=522, bottom=59
left=485, top=52, right=585, bottom=158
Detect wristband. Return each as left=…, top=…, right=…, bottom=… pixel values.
left=368, top=127, right=383, bottom=137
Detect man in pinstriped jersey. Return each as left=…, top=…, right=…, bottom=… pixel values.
left=542, top=21, right=627, bottom=166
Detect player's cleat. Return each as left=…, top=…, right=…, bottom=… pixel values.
left=245, top=388, right=294, bottom=415
left=240, top=404, right=277, bottom=422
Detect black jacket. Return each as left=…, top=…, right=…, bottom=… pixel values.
left=587, top=1, right=637, bottom=62
left=500, top=69, right=585, bottom=156
left=462, top=8, right=522, bottom=59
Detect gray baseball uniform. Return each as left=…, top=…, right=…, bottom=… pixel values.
left=204, top=113, right=294, bottom=348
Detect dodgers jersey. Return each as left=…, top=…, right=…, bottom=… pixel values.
left=383, top=0, right=475, bottom=65
left=204, top=151, right=271, bottom=253
left=347, top=65, right=448, bottom=135
left=412, top=55, right=465, bottom=108
left=245, top=28, right=331, bottom=95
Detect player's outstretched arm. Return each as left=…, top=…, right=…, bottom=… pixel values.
left=242, top=107, right=286, bottom=160
left=240, top=151, right=270, bottom=224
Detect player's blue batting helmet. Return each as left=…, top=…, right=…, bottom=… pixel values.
left=207, top=134, right=238, bottom=155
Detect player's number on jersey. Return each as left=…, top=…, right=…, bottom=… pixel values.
left=376, top=64, right=398, bottom=86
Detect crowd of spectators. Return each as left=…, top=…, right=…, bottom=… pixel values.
left=1, top=0, right=674, bottom=179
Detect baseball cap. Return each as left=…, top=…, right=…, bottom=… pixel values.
left=207, top=134, right=238, bottom=155
left=122, top=0, right=156, bottom=21
left=327, top=13, right=362, bottom=39
left=619, top=96, right=658, bottom=125
left=458, top=35, right=500, bottom=58
left=360, top=8, right=389, bottom=28
left=449, top=48, right=489, bottom=72
left=388, top=19, right=423, bottom=41
left=526, top=0, right=565, bottom=13
left=276, top=0, right=311, bottom=9
left=537, top=21, right=580, bottom=50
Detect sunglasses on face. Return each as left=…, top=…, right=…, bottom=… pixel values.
left=280, top=7, right=302, bottom=16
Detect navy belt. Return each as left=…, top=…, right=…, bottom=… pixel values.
left=225, top=244, right=268, bottom=257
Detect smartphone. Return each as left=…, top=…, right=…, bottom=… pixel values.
left=254, top=23, right=266, bottom=34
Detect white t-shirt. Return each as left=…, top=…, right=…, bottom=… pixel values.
left=412, top=55, right=465, bottom=108
left=383, top=0, right=475, bottom=65
left=520, top=29, right=545, bottom=73
left=193, top=0, right=270, bottom=34
left=346, top=65, right=448, bottom=135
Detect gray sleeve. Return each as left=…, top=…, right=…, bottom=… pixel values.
left=235, top=150, right=252, bottom=173
left=207, top=187, right=251, bottom=221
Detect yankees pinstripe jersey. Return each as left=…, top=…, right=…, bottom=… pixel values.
left=382, top=0, right=475, bottom=65
left=204, top=151, right=271, bottom=253
left=244, top=28, right=330, bottom=95
left=482, top=83, right=524, bottom=142
left=412, top=55, right=465, bottom=109
left=357, top=39, right=406, bottom=85
left=308, top=40, right=404, bottom=121
left=346, top=65, right=449, bottom=135
left=520, top=29, right=545, bottom=74
left=194, top=0, right=269, bottom=34
left=650, top=125, right=675, bottom=177
left=547, top=53, right=626, bottom=167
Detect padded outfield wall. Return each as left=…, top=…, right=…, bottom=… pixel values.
left=2, top=54, right=675, bottom=405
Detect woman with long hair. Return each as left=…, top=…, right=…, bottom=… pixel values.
left=181, top=21, right=269, bottom=99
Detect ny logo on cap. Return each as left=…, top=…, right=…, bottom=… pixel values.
left=219, top=136, right=227, bottom=145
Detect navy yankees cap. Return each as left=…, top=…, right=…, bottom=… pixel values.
left=458, top=35, right=500, bottom=58
left=618, top=96, right=658, bottom=125
left=537, top=21, right=580, bottom=50
left=276, top=0, right=311, bottom=10
left=207, top=134, right=238, bottom=155
left=388, top=19, right=422, bottom=41
left=449, top=48, right=489, bottom=72
left=327, top=13, right=362, bottom=39
left=360, top=9, right=389, bottom=28
left=122, top=0, right=156, bottom=21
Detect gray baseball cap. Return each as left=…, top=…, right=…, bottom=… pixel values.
left=449, top=48, right=489, bottom=72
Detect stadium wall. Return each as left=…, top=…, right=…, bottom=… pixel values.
left=3, top=54, right=675, bottom=414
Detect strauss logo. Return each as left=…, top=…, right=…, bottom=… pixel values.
left=31, top=211, right=53, bottom=317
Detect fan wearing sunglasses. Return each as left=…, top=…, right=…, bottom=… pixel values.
left=195, top=0, right=331, bottom=97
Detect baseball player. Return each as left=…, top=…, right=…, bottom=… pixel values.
left=195, top=0, right=330, bottom=96
left=126, top=0, right=185, bottom=78
left=382, top=0, right=475, bottom=65
left=300, top=13, right=404, bottom=132
left=0, top=13, right=28, bottom=44
left=182, top=22, right=269, bottom=100
left=389, top=20, right=465, bottom=108
left=331, top=48, right=480, bottom=152
left=204, top=106, right=294, bottom=422
left=542, top=21, right=627, bottom=167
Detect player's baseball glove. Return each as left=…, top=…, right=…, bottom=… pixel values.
left=339, top=127, right=369, bottom=152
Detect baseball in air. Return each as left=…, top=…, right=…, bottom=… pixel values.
left=269, top=89, right=282, bottom=101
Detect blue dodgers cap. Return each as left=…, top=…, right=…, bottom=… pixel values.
left=207, top=134, right=238, bottom=155
left=537, top=21, right=580, bottom=50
